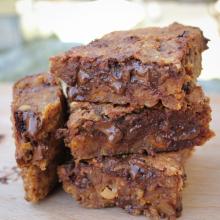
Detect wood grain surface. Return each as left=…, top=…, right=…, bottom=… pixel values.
left=0, top=83, right=219, bottom=220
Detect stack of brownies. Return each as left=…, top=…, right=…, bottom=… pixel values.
left=12, top=23, right=214, bottom=219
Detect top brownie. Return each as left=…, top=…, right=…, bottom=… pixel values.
left=50, top=23, right=208, bottom=110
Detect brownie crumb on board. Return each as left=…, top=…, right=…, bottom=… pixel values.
left=0, top=134, right=5, bottom=143
left=0, top=166, right=20, bottom=184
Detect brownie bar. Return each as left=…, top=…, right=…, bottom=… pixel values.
left=12, top=73, right=67, bottom=201
left=50, top=23, right=208, bottom=110
left=12, top=73, right=66, bottom=169
left=64, top=85, right=213, bottom=160
left=58, top=149, right=192, bottom=219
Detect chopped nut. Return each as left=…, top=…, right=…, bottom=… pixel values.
left=176, top=103, right=182, bottom=110
left=21, top=142, right=32, bottom=150
left=100, top=185, right=118, bottom=200
left=175, top=63, right=181, bottom=70
left=158, top=201, right=175, bottom=216
left=18, top=105, right=31, bottom=111
left=59, top=79, right=68, bottom=98
left=69, top=102, right=78, bottom=109
left=136, top=188, right=144, bottom=199
left=36, top=75, right=45, bottom=84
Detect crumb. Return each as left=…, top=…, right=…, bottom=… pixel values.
left=0, top=166, right=20, bottom=184
left=0, top=134, right=5, bottom=143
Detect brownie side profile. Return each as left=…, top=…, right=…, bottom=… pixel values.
left=12, top=73, right=66, bottom=169
left=50, top=23, right=208, bottom=110
left=64, top=85, right=213, bottom=160
left=58, top=149, right=192, bottom=219
left=12, top=73, right=67, bottom=202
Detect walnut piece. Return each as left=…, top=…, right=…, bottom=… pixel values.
left=18, top=105, right=31, bottom=111
left=100, top=186, right=118, bottom=200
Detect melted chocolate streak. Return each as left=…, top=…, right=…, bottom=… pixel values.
left=0, top=166, right=20, bottom=184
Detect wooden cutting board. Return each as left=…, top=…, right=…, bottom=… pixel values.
left=0, top=83, right=219, bottom=220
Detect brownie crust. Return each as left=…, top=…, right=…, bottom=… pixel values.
left=58, top=149, right=192, bottom=219
left=64, top=85, right=213, bottom=160
left=50, top=23, right=208, bottom=110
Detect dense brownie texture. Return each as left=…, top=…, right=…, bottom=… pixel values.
left=50, top=23, right=208, bottom=110
left=12, top=73, right=67, bottom=202
left=21, top=162, right=58, bottom=203
left=64, top=85, right=213, bottom=160
left=58, top=149, right=191, bottom=219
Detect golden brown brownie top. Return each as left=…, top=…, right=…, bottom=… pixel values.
left=53, top=23, right=208, bottom=68
left=13, top=73, right=61, bottom=113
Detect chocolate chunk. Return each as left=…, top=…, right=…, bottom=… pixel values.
left=177, top=31, right=187, bottom=38
left=77, top=70, right=90, bottom=84
left=130, top=164, right=140, bottom=179
left=26, top=112, right=40, bottom=137
left=33, top=144, right=48, bottom=162
left=68, top=86, right=80, bottom=99
left=98, top=123, right=123, bottom=145
left=111, top=81, right=125, bottom=95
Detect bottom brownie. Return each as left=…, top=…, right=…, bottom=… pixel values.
left=58, top=149, right=192, bottom=219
